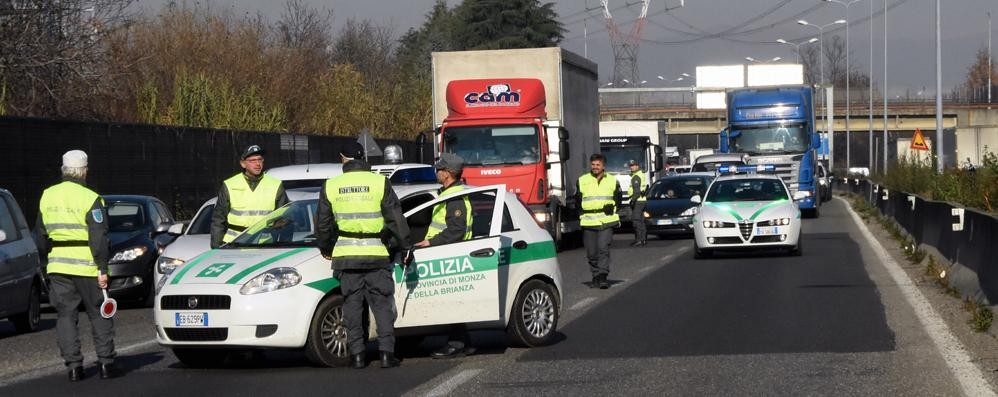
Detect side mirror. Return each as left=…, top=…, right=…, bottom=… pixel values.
left=0, top=229, right=6, bottom=243
left=415, top=132, right=426, bottom=146
left=690, top=195, right=702, bottom=204
left=167, top=222, right=186, bottom=236
left=558, top=128, right=569, bottom=141
left=558, top=128, right=570, bottom=162
left=154, top=222, right=171, bottom=235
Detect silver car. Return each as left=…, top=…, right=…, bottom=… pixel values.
left=0, top=189, right=44, bottom=333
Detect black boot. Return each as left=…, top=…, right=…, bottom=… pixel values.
left=590, top=275, right=599, bottom=288
left=598, top=274, right=610, bottom=289
left=99, top=363, right=120, bottom=379
left=380, top=351, right=400, bottom=368
left=351, top=353, right=367, bottom=369
left=68, top=366, right=84, bottom=382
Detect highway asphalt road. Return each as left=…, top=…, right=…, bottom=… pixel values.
left=0, top=198, right=990, bottom=396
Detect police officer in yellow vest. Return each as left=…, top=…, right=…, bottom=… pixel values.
left=210, top=145, right=288, bottom=249
left=575, top=153, right=622, bottom=289
left=414, top=153, right=475, bottom=359
left=32, top=150, right=118, bottom=381
left=627, top=159, right=649, bottom=247
left=316, top=142, right=411, bottom=369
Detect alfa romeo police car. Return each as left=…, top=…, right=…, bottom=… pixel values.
left=691, top=165, right=803, bottom=258
left=155, top=184, right=562, bottom=367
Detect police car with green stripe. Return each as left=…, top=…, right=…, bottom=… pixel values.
left=154, top=184, right=562, bottom=367
left=691, top=165, right=803, bottom=258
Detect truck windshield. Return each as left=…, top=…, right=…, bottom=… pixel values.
left=443, top=125, right=540, bottom=166
left=601, top=146, right=646, bottom=173
left=730, top=124, right=809, bottom=155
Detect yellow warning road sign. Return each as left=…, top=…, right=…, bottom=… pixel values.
left=910, top=128, right=930, bottom=151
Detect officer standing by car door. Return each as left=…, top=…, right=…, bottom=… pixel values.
left=627, top=159, right=648, bottom=247
left=32, top=150, right=119, bottom=381
left=414, top=153, right=475, bottom=359
left=317, top=142, right=411, bottom=369
left=210, top=145, right=289, bottom=249
left=576, top=154, right=621, bottom=289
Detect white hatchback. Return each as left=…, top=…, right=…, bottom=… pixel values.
left=154, top=185, right=563, bottom=367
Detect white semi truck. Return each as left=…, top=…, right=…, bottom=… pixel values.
left=598, top=121, right=664, bottom=199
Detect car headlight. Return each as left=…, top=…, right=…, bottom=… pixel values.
left=157, top=256, right=186, bottom=274
left=643, top=211, right=651, bottom=218
left=110, top=246, right=148, bottom=263
left=760, top=217, right=791, bottom=226
left=680, top=206, right=698, bottom=217
left=533, top=212, right=550, bottom=223
left=240, top=267, right=301, bottom=295
left=702, top=220, right=722, bottom=228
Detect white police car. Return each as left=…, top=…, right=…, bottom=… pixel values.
left=691, top=165, right=803, bottom=258
left=154, top=184, right=563, bottom=367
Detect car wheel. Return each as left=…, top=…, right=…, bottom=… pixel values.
left=12, top=283, right=41, bottom=333
left=305, top=295, right=350, bottom=367
left=172, top=348, right=228, bottom=368
left=506, top=280, right=559, bottom=347
left=693, top=241, right=711, bottom=259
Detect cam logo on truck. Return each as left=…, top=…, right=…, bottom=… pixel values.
left=464, top=83, right=520, bottom=107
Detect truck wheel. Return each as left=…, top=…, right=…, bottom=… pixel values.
left=11, top=283, right=41, bottom=333
left=550, top=205, right=565, bottom=252
left=172, top=348, right=228, bottom=368
left=506, top=280, right=559, bottom=347
left=304, top=295, right=350, bottom=367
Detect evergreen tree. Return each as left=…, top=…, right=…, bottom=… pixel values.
left=454, top=0, right=565, bottom=50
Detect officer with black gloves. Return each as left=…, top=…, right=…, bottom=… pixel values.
left=575, top=153, right=622, bottom=289
left=316, top=142, right=411, bottom=369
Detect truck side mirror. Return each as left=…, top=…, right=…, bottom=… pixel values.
left=558, top=128, right=569, bottom=141
left=654, top=145, right=664, bottom=171
left=558, top=128, right=570, bottom=162
left=415, top=132, right=426, bottom=146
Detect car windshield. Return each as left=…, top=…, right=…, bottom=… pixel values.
left=648, top=177, right=710, bottom=199
left=730, top=124, right=810, bottom=155
left=107, top=202, right=145, bottom=232
left=187, top=204, right=214, bottom=235
left=692, top=161, right=743, bottom=172
left=601, top=145, right=646, bottom=173
left=227, top=200, right=318, bottom=248
left=443, top=125, right=540, bottom=166
left=705, top=179, right=789, bottom=202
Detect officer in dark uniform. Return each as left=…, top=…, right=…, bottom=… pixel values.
left=210, top=144, right=289, bottom=249
left=316, top=142, right=411, bottom=369
left=33, top=150, right=119, bottom=381
left=627, top=159, right=648, bottom=247
left=414, top=153, right=475, bottom=359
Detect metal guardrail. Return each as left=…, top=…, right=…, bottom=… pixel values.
left=834, top=178, right=998, bottom=307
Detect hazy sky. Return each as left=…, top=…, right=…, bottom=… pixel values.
left=133, top=0, right=997, bottom=94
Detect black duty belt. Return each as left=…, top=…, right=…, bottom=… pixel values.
left=51, top=240, right=89, bottom=247
left=228, top=224, right=247, bottom=232
left=338, top=231, right=381, bottom=239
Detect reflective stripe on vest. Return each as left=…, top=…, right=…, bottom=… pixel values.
left=325, top=172, right=389, bottom=258
left=628, top=170, right=648, bottom=202
left=39, top=181, right=101, bottom=277
left=578, top=173, right=620, bottom=227
left=223, top=174, right=281, bottom=242
left=424, top=184, right=472, bottom=242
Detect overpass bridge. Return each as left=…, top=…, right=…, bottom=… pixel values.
left=599, top=90, right=998, bottom=172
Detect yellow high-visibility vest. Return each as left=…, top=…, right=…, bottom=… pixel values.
left=223, top=173, right=281, bottom=242
left=325, top=172, right=389, bottom=258
left=578, top=173, right=620, bottom=227
left=424, top=184, right=472, bottom=242
left=40, top=181, right=102, bottom=277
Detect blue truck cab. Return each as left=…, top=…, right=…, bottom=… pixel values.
left=720, top=85, right=821, bottom=217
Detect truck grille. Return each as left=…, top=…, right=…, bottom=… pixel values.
left=164, top=327, right=228, bottom=342
left=739, top=220, right=753, bottom=240
left=161, top=295, right=231, bottom=310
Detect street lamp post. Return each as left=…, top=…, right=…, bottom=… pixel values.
left=826, top=0, right=862, bottom=171
left=776, top=37, right=818, bottom=64
left=797, top=19, right=846, bottom=86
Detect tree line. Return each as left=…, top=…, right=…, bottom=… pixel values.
left=0, top=0, right=562, bottom=139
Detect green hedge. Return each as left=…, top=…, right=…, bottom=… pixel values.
left=872, top=149, right=998, bottom=213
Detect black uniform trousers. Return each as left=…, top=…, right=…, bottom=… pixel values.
left=583, top=225, right=616, bottom=277
left=631, top=201, right=647, bottom=242
left=49, top=273, right=116, bottom=368
left=339, top=267, right=396, bottom=355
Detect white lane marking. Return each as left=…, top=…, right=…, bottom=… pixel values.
left=658, top=246, right=691, bottom=264
left=426, top=368, right=483, bottom=397
left=0, top=339, right=159, bottom=387
left=840, top=197, right=996, bottom=397
left=569, top=297, right=597, bottom=311
left=638, top=266, right=653, bottom=273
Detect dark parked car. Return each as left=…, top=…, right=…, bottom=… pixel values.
left=104, top=195, right=178, bottom=305
left=643, top=175, right=714, bottom=237
left=0, top=189, right=45, bottom=333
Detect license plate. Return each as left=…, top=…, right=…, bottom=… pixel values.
left=175, top=312, right=208, bottom=327
left=755, top=226, right=780, bottom=236
left=655, top=219, right=673, bottom=225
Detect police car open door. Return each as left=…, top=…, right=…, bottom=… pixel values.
left=394, top=185, right=506, bottom=327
